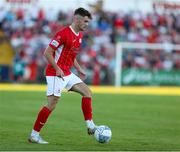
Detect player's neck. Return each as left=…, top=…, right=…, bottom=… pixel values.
left=70, top=24, right=80, bottom=34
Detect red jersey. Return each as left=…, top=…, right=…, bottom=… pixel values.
left=45, top=26, right=83, bottom=76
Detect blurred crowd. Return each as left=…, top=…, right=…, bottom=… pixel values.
left=0, top=4, right=180, bottom=84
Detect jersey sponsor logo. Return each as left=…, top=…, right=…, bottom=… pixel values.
left=71, top=46, right=79, bottom=53
left=79, top=38, right=82, bottom=43
left=51, top=40, right=59, bottom=47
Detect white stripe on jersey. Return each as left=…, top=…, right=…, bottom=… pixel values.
left=55, top=45, right=63, bottom=63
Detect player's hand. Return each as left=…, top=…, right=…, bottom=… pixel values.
left=56, top=67, right=64, bottom=81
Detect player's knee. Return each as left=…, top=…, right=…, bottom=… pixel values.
left=83, top=88, right=92, bottom=98
left=47, top=96, right=59, bottom=111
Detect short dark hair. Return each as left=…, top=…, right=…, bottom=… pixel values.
left=74, top=7, right=92, bottom=19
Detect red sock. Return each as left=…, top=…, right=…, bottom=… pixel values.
left=33, top=106, right=51, bottom=132
left=81, top=97, right=92, bottom=120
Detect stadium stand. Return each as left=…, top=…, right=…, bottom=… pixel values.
left=0, top=5, right=179, bottom=85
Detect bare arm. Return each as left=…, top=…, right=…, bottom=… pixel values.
left=44, top=46, right=59, bottom=70
left=74, top=58, right=86, bottom=79
left=74, top=58, right=83, bottom=72
left=44, top=46, right=64, bottom=79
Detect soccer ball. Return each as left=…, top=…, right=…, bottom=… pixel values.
left=94, top=125, right=112, bottom=143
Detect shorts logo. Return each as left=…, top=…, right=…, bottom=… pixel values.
left=51, top=40, right=59, bottom=47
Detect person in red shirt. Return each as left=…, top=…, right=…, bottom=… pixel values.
left=28, top=8, right=97, bottom=144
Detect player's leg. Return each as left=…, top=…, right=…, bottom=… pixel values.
left=70, top=82, right=97, bottom=135
left=29, top=76, right=65, bottom=144
left=29, top=95, right=59, bottom=144
left=66, top=73, right=97, bottom=135
left=32, top=95, right=59, bottom=133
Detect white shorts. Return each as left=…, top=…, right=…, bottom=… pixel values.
left=46, top=73, right=83, bottom=97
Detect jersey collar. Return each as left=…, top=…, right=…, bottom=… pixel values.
left=69, top=26, right=79, bottom=36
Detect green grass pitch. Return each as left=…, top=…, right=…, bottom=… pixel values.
left=0, top=91, right=180, bottom=151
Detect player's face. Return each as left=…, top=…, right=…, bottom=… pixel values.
left=77, top=16, right=91, bottom=31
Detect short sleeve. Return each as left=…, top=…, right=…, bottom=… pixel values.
left=49, top=30, right=65, bottom=50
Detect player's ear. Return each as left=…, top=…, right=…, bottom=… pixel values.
left=73, top=15, right=78, bottom=24
left=73, top=16, right=75, bottom=22
left=74, top=15, right=82, bottom=22
left=74, top=15, right=78, bottom=21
